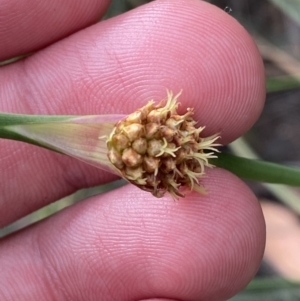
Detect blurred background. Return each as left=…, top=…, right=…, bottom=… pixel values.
left=2, top=0, right=300, bottom=300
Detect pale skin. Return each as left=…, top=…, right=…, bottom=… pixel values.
left=0, top=0, right=266, bottom=300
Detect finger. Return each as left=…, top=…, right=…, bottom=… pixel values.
left=0, top=0, right=265, bottom=225
left=0, top=169, right=266, bottom=301
left=0, top=0, right=111, bottom=60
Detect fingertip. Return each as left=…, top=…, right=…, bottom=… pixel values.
left=65, top=167, right=266, bottom=300
left=0, top=166, right=265, bottom=300
left=107, top=168, right=266, bottom=299
left=0, top=0, right=111, bottom=60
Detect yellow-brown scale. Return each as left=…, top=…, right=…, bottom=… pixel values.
left=107, top=91, right=220, bottom=198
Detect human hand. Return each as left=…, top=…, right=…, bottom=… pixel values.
left=0, top=0, right=266, bottom=300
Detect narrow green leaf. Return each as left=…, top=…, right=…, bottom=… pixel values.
left=266, top=75, right=300, bottom=93
left=211, top=153, right=300, bottom=186
left=245, top=277, right=300, bottom=292
left=229, top=277, right=300, bottom=301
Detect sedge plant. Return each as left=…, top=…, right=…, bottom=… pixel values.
left=1, top=90, right=300, bottom=199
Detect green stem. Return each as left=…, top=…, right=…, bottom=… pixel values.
left=0, top=112, right=75, bottom=126
left=211, top=153, right=300, bottom=186
left=0, top=113, right=74, bottom=150
left=2, top=113, right=300, bottom=188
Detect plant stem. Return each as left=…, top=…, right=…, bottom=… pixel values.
left=0, top=113, right=74, bottom=150
left=211, top=152, right=300, bottom=186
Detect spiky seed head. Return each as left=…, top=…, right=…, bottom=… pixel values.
left=106, top=90, right=221, bottom=198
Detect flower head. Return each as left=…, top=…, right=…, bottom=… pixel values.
left=106, top=91, right=220, bottom=198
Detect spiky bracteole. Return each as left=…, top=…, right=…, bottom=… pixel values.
left=106, top=91, right=220, bottom=198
